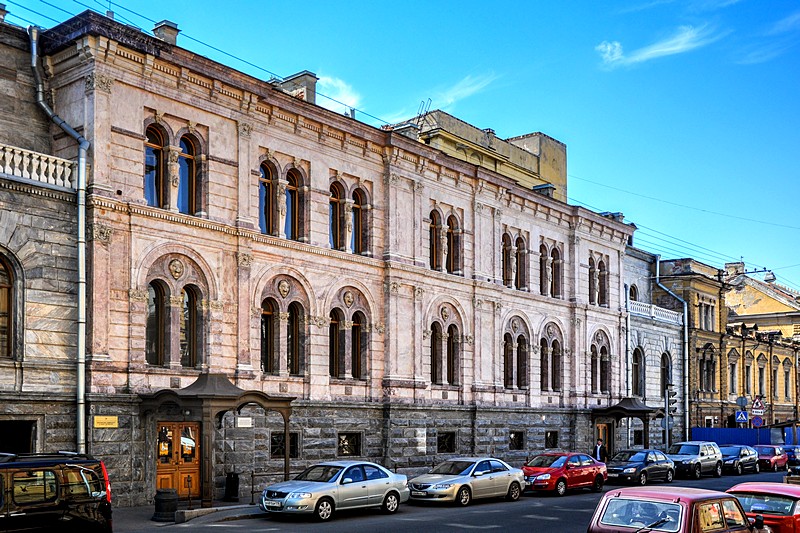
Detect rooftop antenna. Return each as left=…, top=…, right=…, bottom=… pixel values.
left=415, top=98, right=432, bottom=128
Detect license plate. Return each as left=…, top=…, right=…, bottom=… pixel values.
left=264, top=500, right=281, bottom=508
left=608, top=473, right=618, bottom=477
left=411, top=491, right=427, bottom=496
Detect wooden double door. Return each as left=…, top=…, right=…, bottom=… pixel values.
left=156, top=422, right=201, bottom=498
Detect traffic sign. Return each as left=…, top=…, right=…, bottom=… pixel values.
left=752, top=396, right=766, bottom=410
left=660, top=416, right=674, bottom=429
left=752, top=409, right=765, bottom=416
left=735, top=411, right=748, bottom=423
left=752, top=416, right=764, bottom=428
left=736, top=396, right=748, bottom=409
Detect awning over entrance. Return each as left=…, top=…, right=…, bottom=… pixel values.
left=591, top=397, right=658, bottom=448
left=140, top=373, right=295, bottom=508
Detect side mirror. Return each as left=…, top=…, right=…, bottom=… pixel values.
left=753, top=514, right=765, bottom=529
left=565, top=463, right=573, bottom=470
left=342, top=477, right=353, bottom=484
left=473, top=471, right=486, bottom=477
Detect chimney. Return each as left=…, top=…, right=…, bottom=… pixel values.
left=153, top=20, right=180, bottom=45
left=278, top=70, right=318, bottom=104
left=0, top=4, right=8, bottom=24
left=724, top=262, right=745, bottom=277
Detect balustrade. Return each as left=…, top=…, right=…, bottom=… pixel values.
left=0, top=143, right=76, bottom=190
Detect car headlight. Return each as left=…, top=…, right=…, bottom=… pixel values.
left=682, top=460, right=691, bottom=464
left=623, top=467, right=636, bottom=474
left=433, top=483, right=453, bottom=489
left=724, top=459, right=734, bottom=464
left=288, top=492, right=312, bottom=499
left=537, top=474, right=551, bottom=481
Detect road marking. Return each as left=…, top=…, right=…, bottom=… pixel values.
left=445, top=524, right=503, bottom=529
left=522, top=515, right=560, bottom=520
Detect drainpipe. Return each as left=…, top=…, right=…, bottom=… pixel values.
left=655, top=255, right=690, bottom=441
left=624, top=283, right=631, bottom=447
left=29, top=26, right=89, bottom=454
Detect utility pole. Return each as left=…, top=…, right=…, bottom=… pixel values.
left=665, top=382, right=677, bottom=449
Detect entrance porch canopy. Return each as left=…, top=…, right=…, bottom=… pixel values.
left=139, top=372, right=295, bottom=508
left=591, top=397, right=658, bottom=449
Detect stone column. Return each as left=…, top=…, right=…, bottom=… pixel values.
left=165, top=145, right=182, bottom=212
left=541, top=345, right=551, bottom=391
left=439, top=228, right=448, bottom=273
left=343, top=320, right=353, bottom=378
left=591, top=268, right=600, bottom=305
left=236, top=252, right=253, bottom=372
left=277, top=312, right=289, bottom=375
left=168, top=295, right=184, bottom=368
left=545, top=258, right=553, bottom=297
left=344, top=200, right=354, bottom=254
left=277, top=180, right=288, bottom=239
left=509, top=245, right=517, bottom=288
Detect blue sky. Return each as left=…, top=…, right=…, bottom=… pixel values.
left=8, top=0, right=800, bottom=291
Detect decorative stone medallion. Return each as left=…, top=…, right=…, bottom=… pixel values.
left=277, top=279, right=290, bottom=298
left=343, top=290, right=354, bottom=308
left=168, top=259, right=184, bottom=280
left=441, top=306, right=450, bottom=321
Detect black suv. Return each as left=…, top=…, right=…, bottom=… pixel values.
left=666, top=440, right=724, bottom=479
left=0, top=451, right=112, bottom=532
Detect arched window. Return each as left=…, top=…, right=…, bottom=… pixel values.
left=539, top=244, right=549, bottom=296
left=259, top=164, right=276, bottom=235
left=598, top=260, right=608, bottom=306
left=700, top=347, right=716, bottom=392
left=431, top=322, right=442, bottom=384
left=629, top=285, right=639, bottom=302
left=600, top=346, right=610, bottom=393
left=445, top=216, right=460, bottom=275
left=329, top=309, right=343, bottom=378
left=503, top=332, right=514, bottom=388
left=287, top=302, right=303, bottom=375
left=329, top=183, right=344, bottom=250
left=180, top=286, right=200, bottom=368
left=261, top=298, right=277, bottom=373
left=590, top=345, right=599, bottom=393
left=177, top=136, right=198, bottom=215
left=540, top=337, right=549, bottom=390
left=660, top=353, right=671, bottom=397
left=550, top=248, right=562, bottom=298
left=502, top=234, right=513, bottom=287
left=352, top=189, right=367, bottom=255
left=551, top=340, right=562, bottom=391
left=144, top=126, right=165, bottom=208
left=516, top=336, right=528, bottom=388
left=285, top=170, right=301, bottom=241
left=515, top=237, right=527, bottom=290
left=429, top=211, right=441, bottom=271
left=588, top=258, right=597, bottom=305
left=146, top=281, right=167, bottom=366
left=446, top=324, right=459, bottom=385
left=632, top=348, right=644, bottom=396
left=352, top=311, right=366, bottom=379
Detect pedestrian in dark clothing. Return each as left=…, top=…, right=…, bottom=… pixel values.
left=593, top=439, right=608, bottom=462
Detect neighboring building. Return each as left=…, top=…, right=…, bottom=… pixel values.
left=623, top=247, right=685, bottom=447
left=1, top=9, right=646, bottom=507
left=723, top=262, right=800, bottom=426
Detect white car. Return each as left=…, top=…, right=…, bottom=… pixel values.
left=408, top=457, right=525, bottom=506
left=259, top=461, right=410, bottom=521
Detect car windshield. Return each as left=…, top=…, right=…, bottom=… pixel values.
left=526, top=455, right=567, bottom=468
left=730, top=492, right=796, bottom=516
left=668, top=444, right=699, bottom=455
left=719, top=446, right=742, bottom=455
left=294, top=465, right=343, bottom=482
left=754, top=447, right=775, bottom=455
left=430, top=461, right=475, bottom=476
left=599, top=498, right=681, bottom=532
left=611, top=451, right=647, bottom=462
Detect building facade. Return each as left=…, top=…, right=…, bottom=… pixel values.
left=0, top=9, right=690, bottom=506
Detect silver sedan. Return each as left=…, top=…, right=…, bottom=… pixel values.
left=408, top=457, right=524, bottom=506
left=259, top=461, right=410, bottom=521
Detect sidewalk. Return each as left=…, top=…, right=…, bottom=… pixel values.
left=114, top=500, right=263, bottom=532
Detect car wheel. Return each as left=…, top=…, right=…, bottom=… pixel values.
left=314, top=498, right=335, bottom=521
left=555, top=479, right=567, bottom=497
left=638, top=472, right=647, bottom=486
left=456, top=486, right=471, bottom=506
left=382, top=492, right=400, bottom=514
left=693, top=464, right=702, bottom=480
left=774, top=462, right=780, bottom=472
left=506, top=482, right=521, bottom=501
left=665, top=469, right=674, bottom=483
left=755, top=463, right=760, bottom=473
left=592, top=475, right=604, bottom=492
left=736, top=463, right=743, bottom=475
left=714, top=462, right=723, bottom=478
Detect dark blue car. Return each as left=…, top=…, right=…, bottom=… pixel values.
left=785, top=445, right=800, bottom=466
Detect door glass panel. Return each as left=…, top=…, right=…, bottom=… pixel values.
left=181, top=426, right=197, bottom=463
left=158, top=425, right=173, bottom=464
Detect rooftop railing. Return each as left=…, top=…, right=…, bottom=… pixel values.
left=630, top=299, right=683, bottom=325
left=0, top=143, right=76, bottom=190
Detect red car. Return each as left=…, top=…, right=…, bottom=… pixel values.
left=754, top=445, right=789, bottom=472
left=588, top=486, right=766, bottom=533
left=523, top=452, right=606, bottom=496
left=728, top=482, right=800, bottom=533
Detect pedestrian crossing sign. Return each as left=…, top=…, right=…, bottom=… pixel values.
left=752, top=397, right=765, bottom=410
left=735, top=411, right=748, bottom=423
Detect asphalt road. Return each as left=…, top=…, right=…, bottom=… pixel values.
left=132, top=470, right=787, bottom=532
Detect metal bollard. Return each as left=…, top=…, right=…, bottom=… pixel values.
left=250, top=471, right=256, bottom=505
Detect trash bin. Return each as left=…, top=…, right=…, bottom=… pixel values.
left=152, top=488, right=178, bottom=522
left=223, top=472, right=239, bottom=502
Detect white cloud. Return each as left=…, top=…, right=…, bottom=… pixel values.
left=768, top=10, right=800, bottom=35
left=316, top=75, right=361, bottom=115
left=596, top=24, right=724, bottom=69
left=434, top=73, right=499, bottom=109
